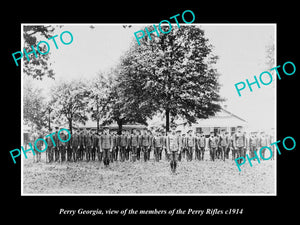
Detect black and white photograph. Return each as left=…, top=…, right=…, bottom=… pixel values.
left=20, top=23, right=276, bottom=195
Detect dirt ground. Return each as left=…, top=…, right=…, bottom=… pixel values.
left=22, top=151, right=275, bottom=195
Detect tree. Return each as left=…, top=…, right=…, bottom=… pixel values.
left=50, top=80, right=90, bottom=134
left=87, top=72, right=112, bottom=132
left=97, top=67, right=153, bottom=133
left=23, top=78, right=48, bottom=129
left=116, top=25, right=223, bottom=132
left=23, top=25, right=56, bottom=80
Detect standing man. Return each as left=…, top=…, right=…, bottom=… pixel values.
left=225, top=131, right=231, bottom=159
left=229, top=133, right=236, bottom=160
left=181, top=133, right=187, bottom=159
left=59, top=129, right=67, bottom=162
left=126, top=130, right=131, bottom=161
left=166, top=129, right=180, bottom=173
left=141, top=129, right=151, bottom=162
left=199, top=131, right=206, bottom=161
left=195, top=132, right=201, bottom=160
left=92, top=130, right=99, bottom=161
left=249, top=131, right=258, bottom=159
left=175, top=130, right=183, bottom=162
left=259, top=131, right=268, bottom=159
left=46, top=128, right=54, bottom=163
left=186, top=130, right=195, bottom=161
left=78, top=128, right=85, bottom=161
left=219, top=129, right=229, bottom=161
left=99, top=126, right=112, bottom=166
left=71, top=128, right=79, bottom=162
left=131, top=128, right=139, bottom=162
left=85, top=128, right=92, bottom=162
left=34, top=130, right=43, bottom=163
left=97, top=131, right=103, bottom=162
left=152, top=129, right=163, bottom=162
left=110, top=130, right=117, bottom=162
left=233, top=126, right=246, bottom=163
left=119, top=130, right=127, bottom=162
left=208, top=131, right=218, bottom=161
left=162, top=130, right=169, bottom=161
left=54, top=126, right=60, bottom=162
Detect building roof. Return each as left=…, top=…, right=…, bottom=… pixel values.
left=192, top=108, right=247, bottom=128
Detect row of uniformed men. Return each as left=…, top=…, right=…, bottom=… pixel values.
left=32, top=125, right=274, bottom=164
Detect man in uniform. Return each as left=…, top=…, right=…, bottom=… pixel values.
left=99, top=126, right=112, bottom=166
left=119, top=130, right=127, bottom=162
left=66, top=130, right=72, bottom=161
left=162, top=130, right=169, bottom=161
left=259, top=131, right=269, bottom=159
left=199, top=131, right=206, bottom=160
left=46, top=128, right=54, bottom=163
left=126, top=130, right=131, bottom=161
left=53, top=126, right=60, bottom=162
left=78, top=128, right=86, bottom=161
left=130, top=128, right=139, bottom=162
left=91, top=130, right=99, bottom=161
left=225, top=131, right=231, bottom=159
left=249, top=131, right=258, bottom=159
left=97, top=131, right=103, bottom=161
left=186, top=130, right=195, bottom=161
left=181, top=133, right=187, bottom=159
left=152, top=129, right=164, bottom=162
left=219, top=129, right=229, bottom=161
left=233, top=126, right=246, bottom=163
left=86, top=128, right=93, bottom=162
left=34, top=130, right=43, bottom=163
left=229, top=133, right=236, bottom=160
left=109, top=130, right=116, bottom=162
left=166, top=129, right=180, bottom=173
left=141, top=129, right=151, bottom=162
left=71, top=128, right=79, bottom=162
left=175, top=130, right=183, bottom=162
left=59, top=128, right=67, bottom=162
left=195, top=132, right=201, bottom=160
left=208, top=131, right=218, bottom=161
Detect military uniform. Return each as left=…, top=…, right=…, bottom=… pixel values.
left=34, top=132, right=43, bottom=163
left=186, top=132, right=195, bottom=161
left=249, top=133, right=259, bottom=159
left=78, top=130, right=85, bottom=161
left=219, top=133, right=229, bottom=161
left=130, top=132, right=139, bottom=162
left=199, top=134, right=206, bottom=160
left=141, top=132, right=151, bottom=162
left=233, top=131, right=246, bottom=162
left=53, top=128, right=60, bottom=162
left=259, top=133, right=268, bottom=159
left=195, top=134, right=201, bottom=160
left=91, top=132, right=99, bottom=161
left=181, top=135, right=187, bottom=159
left=209, top=134, right=218, bottom=161
left=46, top=129, right=54, bottom=162
left=99, top=130, right=112, bottom=166
left=59, top=131, right=67, bottom=162
left=166, top=132, right=180, bottom=173
left=152, top=134, right=164, bottom=162
left=71, top=130, right=79, bottom=162
left=119, top=133, right=127, bottom=162
left=126, top=132, right=131, bottom=161
left=85, top=130, right=92, bottom=161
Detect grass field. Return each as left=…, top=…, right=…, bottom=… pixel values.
left=22, top=151, right=275, bottom=195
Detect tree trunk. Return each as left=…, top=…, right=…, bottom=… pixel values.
left=165, top=108, right=170, bottom=133
left=117, top=118, right=124, bottom=135
left=68, top=118, right=73, bottom=135
left=97, top=119, right=99, bottom=133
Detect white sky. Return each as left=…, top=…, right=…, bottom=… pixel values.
left=25, top=24, right=276, bottom=131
